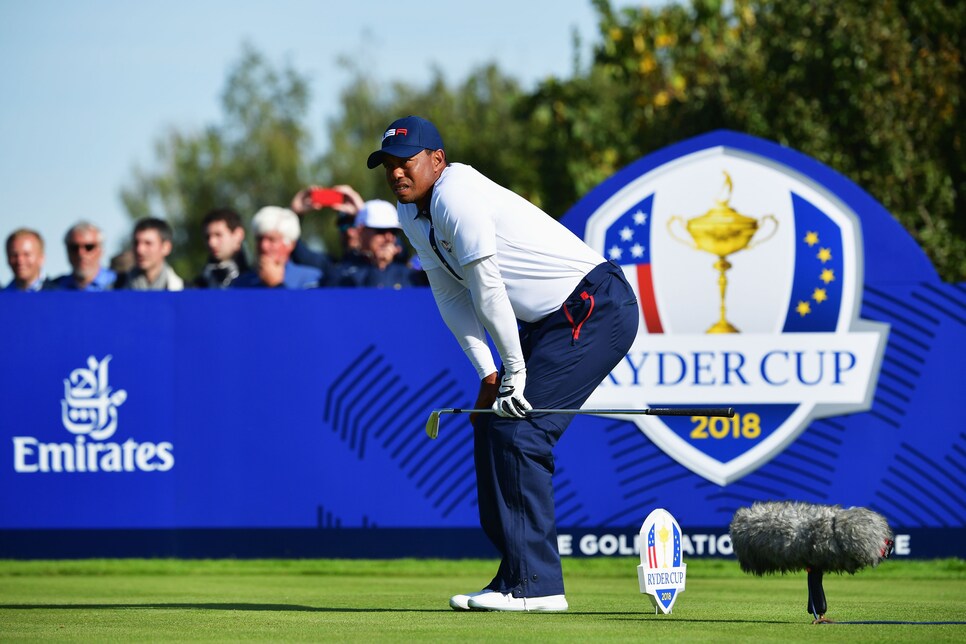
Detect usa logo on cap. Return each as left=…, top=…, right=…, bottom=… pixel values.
left=566, top=131, right=889, bottom=485
left=382, top=128, right=408, bottom=140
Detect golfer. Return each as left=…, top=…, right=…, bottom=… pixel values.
left=367, top=116, right=639, bottom=612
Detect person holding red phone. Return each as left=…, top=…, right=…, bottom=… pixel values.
left=289, top=184, right=365, bottom=275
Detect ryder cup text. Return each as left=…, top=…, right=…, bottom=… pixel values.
left=590, top=330, right=885, bottom=405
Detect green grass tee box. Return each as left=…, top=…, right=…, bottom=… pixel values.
left=0, top=558, right=963, bottom=642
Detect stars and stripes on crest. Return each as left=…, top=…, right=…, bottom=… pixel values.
left=784, top=194, right=844, bottom=332
left=603, top=194, right=663, bottom=333
left=672, top=523, right=681, bottom=566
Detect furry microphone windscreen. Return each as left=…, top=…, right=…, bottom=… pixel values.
left=729, top=501, right=893, bottom=575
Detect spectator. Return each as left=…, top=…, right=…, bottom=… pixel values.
left=231, top=206, right=321, bottom=288
left=53, top=221, right=116, bottom=291
left=4, top=228, right=52, bottom=291
left=116, top=218, right=184, bottom=291
left=289, top=184, right=365, bottom=274
left=194, top=207, right=249, bottom=288
left=332, top=211, right=363, bottom=261
left=326, top=200, right=427, bottom=289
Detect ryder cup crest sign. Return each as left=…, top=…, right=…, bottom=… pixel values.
left=637, top=508, right=686, bottom=613
left=574, top=131, right=889, bottom=485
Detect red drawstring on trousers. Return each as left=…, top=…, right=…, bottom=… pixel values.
left=563, top=291, right=595, bottom=344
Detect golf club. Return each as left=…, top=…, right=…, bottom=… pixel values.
left=425, top=406, right=735, bottom=439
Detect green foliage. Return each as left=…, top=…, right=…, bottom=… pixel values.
left=524, top=0, right=965, bottom=279
left=320, top=63, right=532, bottom=204
left=121, top=44, right=316, bottom=279
left=122, top=2, right=965, bottom=281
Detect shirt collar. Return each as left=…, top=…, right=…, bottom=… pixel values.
left=416, top=186, right=433, bottom=220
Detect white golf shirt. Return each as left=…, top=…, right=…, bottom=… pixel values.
left=398, top=163, right=604, bottom=379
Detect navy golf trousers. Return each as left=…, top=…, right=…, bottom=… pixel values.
left=476, top=261, right=639, bottom=598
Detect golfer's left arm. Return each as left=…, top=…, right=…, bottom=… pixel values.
left=463, top=255, right=532, bottom=417
left=426, top=265, right=503, bottom=423
left=462, top=255, right=523, bottom=373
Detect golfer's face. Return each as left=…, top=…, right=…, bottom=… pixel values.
left=383, top=150, right=441, bottom=205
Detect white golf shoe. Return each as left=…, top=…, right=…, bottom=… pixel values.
left=449, top=590, right=502, bottom=611
left=467, top=592, right=568, bottom=612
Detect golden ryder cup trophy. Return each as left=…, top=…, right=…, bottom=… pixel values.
left=658, top=522, right=671, bottom=568
left=668, top=171, right=777, bottom=334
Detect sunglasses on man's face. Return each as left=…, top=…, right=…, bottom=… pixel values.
left=68, top=243, right=98, bottom=253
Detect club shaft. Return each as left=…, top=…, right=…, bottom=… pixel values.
left=425, top=406, right=734, bottom=439
left=438, top=407, right=734, bottom=417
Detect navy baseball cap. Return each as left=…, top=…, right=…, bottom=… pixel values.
left=366, top=116, right=445, bottom=169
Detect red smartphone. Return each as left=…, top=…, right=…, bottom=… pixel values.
left=309, top=188, right=346, bottom=208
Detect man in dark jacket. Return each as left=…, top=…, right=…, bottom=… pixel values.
left=194, top=208, right=250, bottom=288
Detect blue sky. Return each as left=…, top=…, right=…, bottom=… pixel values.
left=0, top=0, right=654, bottom=283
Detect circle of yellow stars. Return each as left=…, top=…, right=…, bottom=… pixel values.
left=796, top=231, right=834, bottom=316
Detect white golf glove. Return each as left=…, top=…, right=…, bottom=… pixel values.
left=492, top=368, right=533, bottom=418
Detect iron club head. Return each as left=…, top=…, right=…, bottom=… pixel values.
left=425, top=410, right=442, bottom=439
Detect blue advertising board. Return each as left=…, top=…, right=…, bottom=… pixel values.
left=1, top=131, right=963, bottom=559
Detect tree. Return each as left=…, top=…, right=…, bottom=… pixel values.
left=121, top=44, right=316, bottom=278
left=318, top=62, right=533, bottom=204
left=122, top=2, right=965, bottom=281
left=522, top=0, right=965, bottom=279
